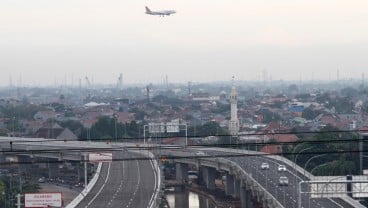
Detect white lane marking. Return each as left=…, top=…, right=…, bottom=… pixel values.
left=85, top=163, right=112, bottom=207
left=327, top=198, right=344, bottom=208
left=147, top=158, right=157, bottom=208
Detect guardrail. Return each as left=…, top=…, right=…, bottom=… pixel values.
left=222, top=157, right=284, bottom=208
left=175, top=154, right=284, bottom=208
left=130, top=149, right=161, bottom=208
left=65, top=162, right=102, bottom=208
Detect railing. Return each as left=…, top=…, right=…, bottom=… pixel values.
left=130, top=149, right=162, bottom=208
left=65, top=162, right=102, bottom=208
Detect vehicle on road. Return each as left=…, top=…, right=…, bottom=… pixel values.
left=261, top=162, right=269, bottom=170
left=279, top=176, right=289, bottom=186
left=278, top=165, right=286, bottom=171
left=195, top=151, right=205, bottom=156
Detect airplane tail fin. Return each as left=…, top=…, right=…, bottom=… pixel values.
left=145, top=6, right=151, bottom=13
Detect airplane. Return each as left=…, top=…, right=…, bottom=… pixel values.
left=145, top=6, right=176, bottom=16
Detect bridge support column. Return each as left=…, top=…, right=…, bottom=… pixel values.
left=240, top=183, right=254, bottom=208
left=48, top=160, right=59, bottom=179
left=246, top=188, right=254, bottom=208
left=175, top=191, right=189, bottom=208
left=234, top=178, right=241, bottom=198
left=0, top=152, right=6, bottom=163
left=202, top=166, right=216, bottom=190
left=175, top=163, right=189, bottom=191
left=18, top=155, right=32, bottom=177
left=77, top=163, right=83, bottom=181
left=225, top=174, right=234, bottom=196
left=199, top=195, right=210, bottom=208
left=176, top=163, right=188, bottom=181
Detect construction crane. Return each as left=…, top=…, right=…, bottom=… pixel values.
left=85, top=76, right=91, bottom=89
left=116, top=73, right=123, bottom=91
left=146, top=83, right=152, bottom=102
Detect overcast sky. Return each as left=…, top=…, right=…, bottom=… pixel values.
left=0, top=0, right=367, bottom=86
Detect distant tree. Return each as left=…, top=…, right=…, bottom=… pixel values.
left=0, top=104, right=45, bottom=120
left=0, top=180, right=5, bottom=204
left=211, top=103, right=230, bottom=114
left=188, top=121, right=228, bottom=137
left=258, top=108, right=281, bottom=123
left=50, top=102, right=65, bottom=112
left=295, top=93, right=312, bottom=101
left=58, top=120, right=85, bottom=138
left=295, top=125, right=359, bottom=175
left=129, top=107, right=146, bottom=120
left=302, top=107, right=321, bottom=120
left=341, top=87, right=358, bottom=98
left=269, top=101, right=285, bottom=109
left=90, top=116, right=124, bottom=141
left=125, top=121, right=142, bottom=138
left=287, top=84, right=299, bottom=94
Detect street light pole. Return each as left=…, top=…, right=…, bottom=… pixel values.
left=114, top=114, right=117, bottom=142
left=303, top=154, right=328, bottom=176
left=310, top=162, right=331, bottom=175
left=294, top=147, right=313, bottom=204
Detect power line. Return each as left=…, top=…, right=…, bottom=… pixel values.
left=1, top=129, right=367, bottom=144
left=0, top=149, right=366, bottom=166
left=0, top=136, right=367, bottom=154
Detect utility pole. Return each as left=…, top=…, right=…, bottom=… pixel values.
left=16, top=193, right=21, bottom=208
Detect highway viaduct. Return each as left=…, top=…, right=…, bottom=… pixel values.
left=0, top=137, right=365, bottom=208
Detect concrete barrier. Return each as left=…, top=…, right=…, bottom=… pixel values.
left=65, top=162, right=102, bottom=208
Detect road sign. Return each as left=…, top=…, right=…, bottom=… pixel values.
left=89, top=152, right=113, bottom=162
left=25, top=193, right=62, bottom=208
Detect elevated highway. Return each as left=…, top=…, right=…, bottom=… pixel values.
left=0, top=137, right=160, bottom=208
left=162, top=147, right=364, bottom=208
left=0, top=137, right=364, bottom=208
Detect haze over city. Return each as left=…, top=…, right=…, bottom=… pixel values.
left=1, top=0, right=368, bottom=86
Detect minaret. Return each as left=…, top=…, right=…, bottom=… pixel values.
left=229, top=82, right=239, bottom=136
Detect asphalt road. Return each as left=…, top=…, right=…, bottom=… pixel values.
left=160, top=147, right=357, bottom=208
left=208, top=150, right=356, bottom=208
left=75, top=150, right=157, bottom=208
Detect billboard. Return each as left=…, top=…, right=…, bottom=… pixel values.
left=89, top=153, right=113, bottom=162
left=310, top=176, right=346, bottom=198
left=148, top=123, right=165, bottom=133
left=166, top=123, right=180, bottom=133
left=352, top=175, right=368, bottom=198
left=25, top=193, right=62, bottom=208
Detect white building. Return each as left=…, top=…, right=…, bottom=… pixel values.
left=229, top=86, right=239, bottom=135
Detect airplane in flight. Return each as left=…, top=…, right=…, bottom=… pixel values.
left=145, top=6, right=176, bottom=16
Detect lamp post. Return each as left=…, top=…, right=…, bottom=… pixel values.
left=294, top=147, right=313, bottom=177
left=310, top=162, right=331, bottom=175
left=2, top=191, right=5, bottom=208
left=113, top=114, right=118, bottom=142
left=294, top=147, right=313, bottom=203
left=303, top=154, right=328, bottom=177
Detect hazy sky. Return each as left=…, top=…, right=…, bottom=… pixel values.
left=1, top=0, right=367, bottom=86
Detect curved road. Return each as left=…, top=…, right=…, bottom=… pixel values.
left=76, top=150, right=157, bottom=208
left=209, top=149, right=357, bottom=208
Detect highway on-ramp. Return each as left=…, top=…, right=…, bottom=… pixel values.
left=75, top=150, right=157, bottom=208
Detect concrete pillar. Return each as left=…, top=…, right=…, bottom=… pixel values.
left=240, top=183, right=247, bottom=208
left=48, top=161, right=59, bottom=178
left=176, top=163, right=189, bottom=181
left=234, top=178, right=241, bottom=198
left=77, top=163, right=82, bottom=181
left=18, top=155, right=30, bottom=174
left=225, top=174, right=235, bottom=196
left=202, top=167, right=216, bottom=190
left=199, top=195, right=209, bottom=208
left=175, top=191, right=189, bottom=208
left=0, top=153, right=6, bottom=163
left=246, top=188, right=254, bottom=208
